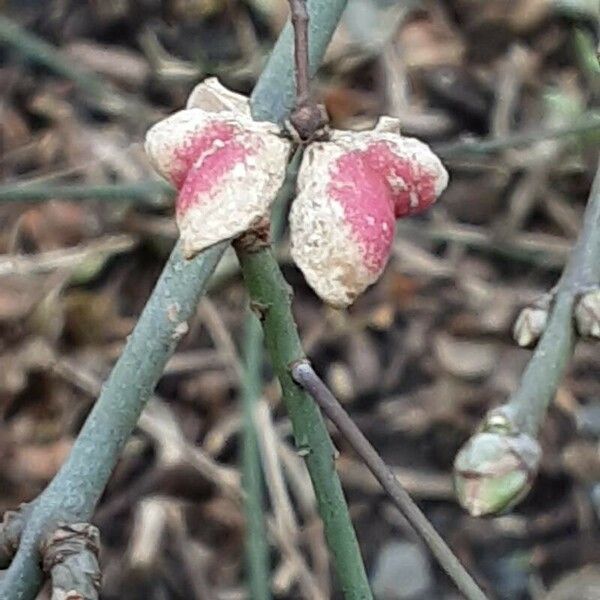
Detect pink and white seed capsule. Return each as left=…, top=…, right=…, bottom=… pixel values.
left=290, top=118, right=448, bottom=308
left=145, top=79, right=291, bottom=259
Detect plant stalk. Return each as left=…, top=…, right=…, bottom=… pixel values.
left=235, top=242, right=373, bottom=600
left=241, top=316, right=271, bottom=600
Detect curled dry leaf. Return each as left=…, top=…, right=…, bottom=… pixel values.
left=290, top=117, right=448, bottom=308
left=145, top=78, right=292, bottom=258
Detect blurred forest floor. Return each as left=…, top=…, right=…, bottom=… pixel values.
left=0, top=1, right=599, bottom=599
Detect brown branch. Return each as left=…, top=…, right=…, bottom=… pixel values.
left=289, top=0, right=310, bottom=106
left=290, top=359, right=489, bottom=600
left=287, top=0, right=328, bottom=141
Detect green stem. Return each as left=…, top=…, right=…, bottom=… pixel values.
left=239, top=149, right=302, bottom=599
left=236, top=245, right=372, bottom=600
left=435, top=114, right=600, bottom=157
left=0, top=240, right=227, bottom=600
left=504, top=293, right=576, bottom=436
left=0, top=15, right=150, bottom=119
left=241, top=316, right=271, bottom=600
left=505, top=158, right=600, bottom=435
left=454, top=160, right=600, bottom=516
left=0, top=182, right=173, bottom=204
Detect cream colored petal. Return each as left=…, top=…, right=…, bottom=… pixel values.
left=145, top=109, right=285, bottom=186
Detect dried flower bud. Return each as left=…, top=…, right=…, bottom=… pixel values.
left=289, top=117, right=448, bottom=307
left=453, top=411, right=541, bottom=517
left=145, top=78, right=291, bottom=258
left=513, top=293, right=552, bottom=348
left=575, top=288, right=600, bottom=339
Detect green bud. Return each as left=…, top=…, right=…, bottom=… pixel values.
left=453, top=413, right=541, bottom=517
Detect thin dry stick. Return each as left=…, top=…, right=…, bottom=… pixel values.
left=254, top=401, right=298, bottom=544
left=253, top=401, right=328, bottom=597
left=435, top=116, right=600, bottom=157
left=0, top=234, right=137, bottom=277
left=290, top=360, right=489, bottom=600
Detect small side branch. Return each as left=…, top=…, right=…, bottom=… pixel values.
left=289, top=0, right=310, bottom=107
left=290, top=360, right=489, bottom=600
left=250, top=0, right=347, bottom=124
left=286, top=0, right=328, bottom=141
left=0, top=181, right=173, bottom=205
left=41, top=523, right=102, bottom=600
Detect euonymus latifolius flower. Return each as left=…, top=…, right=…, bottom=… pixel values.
left=145, top=79, right=448, bottom=307
left=145, top=78, right=292, bottom=259
left=290, top=117, right=448, bottom=307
